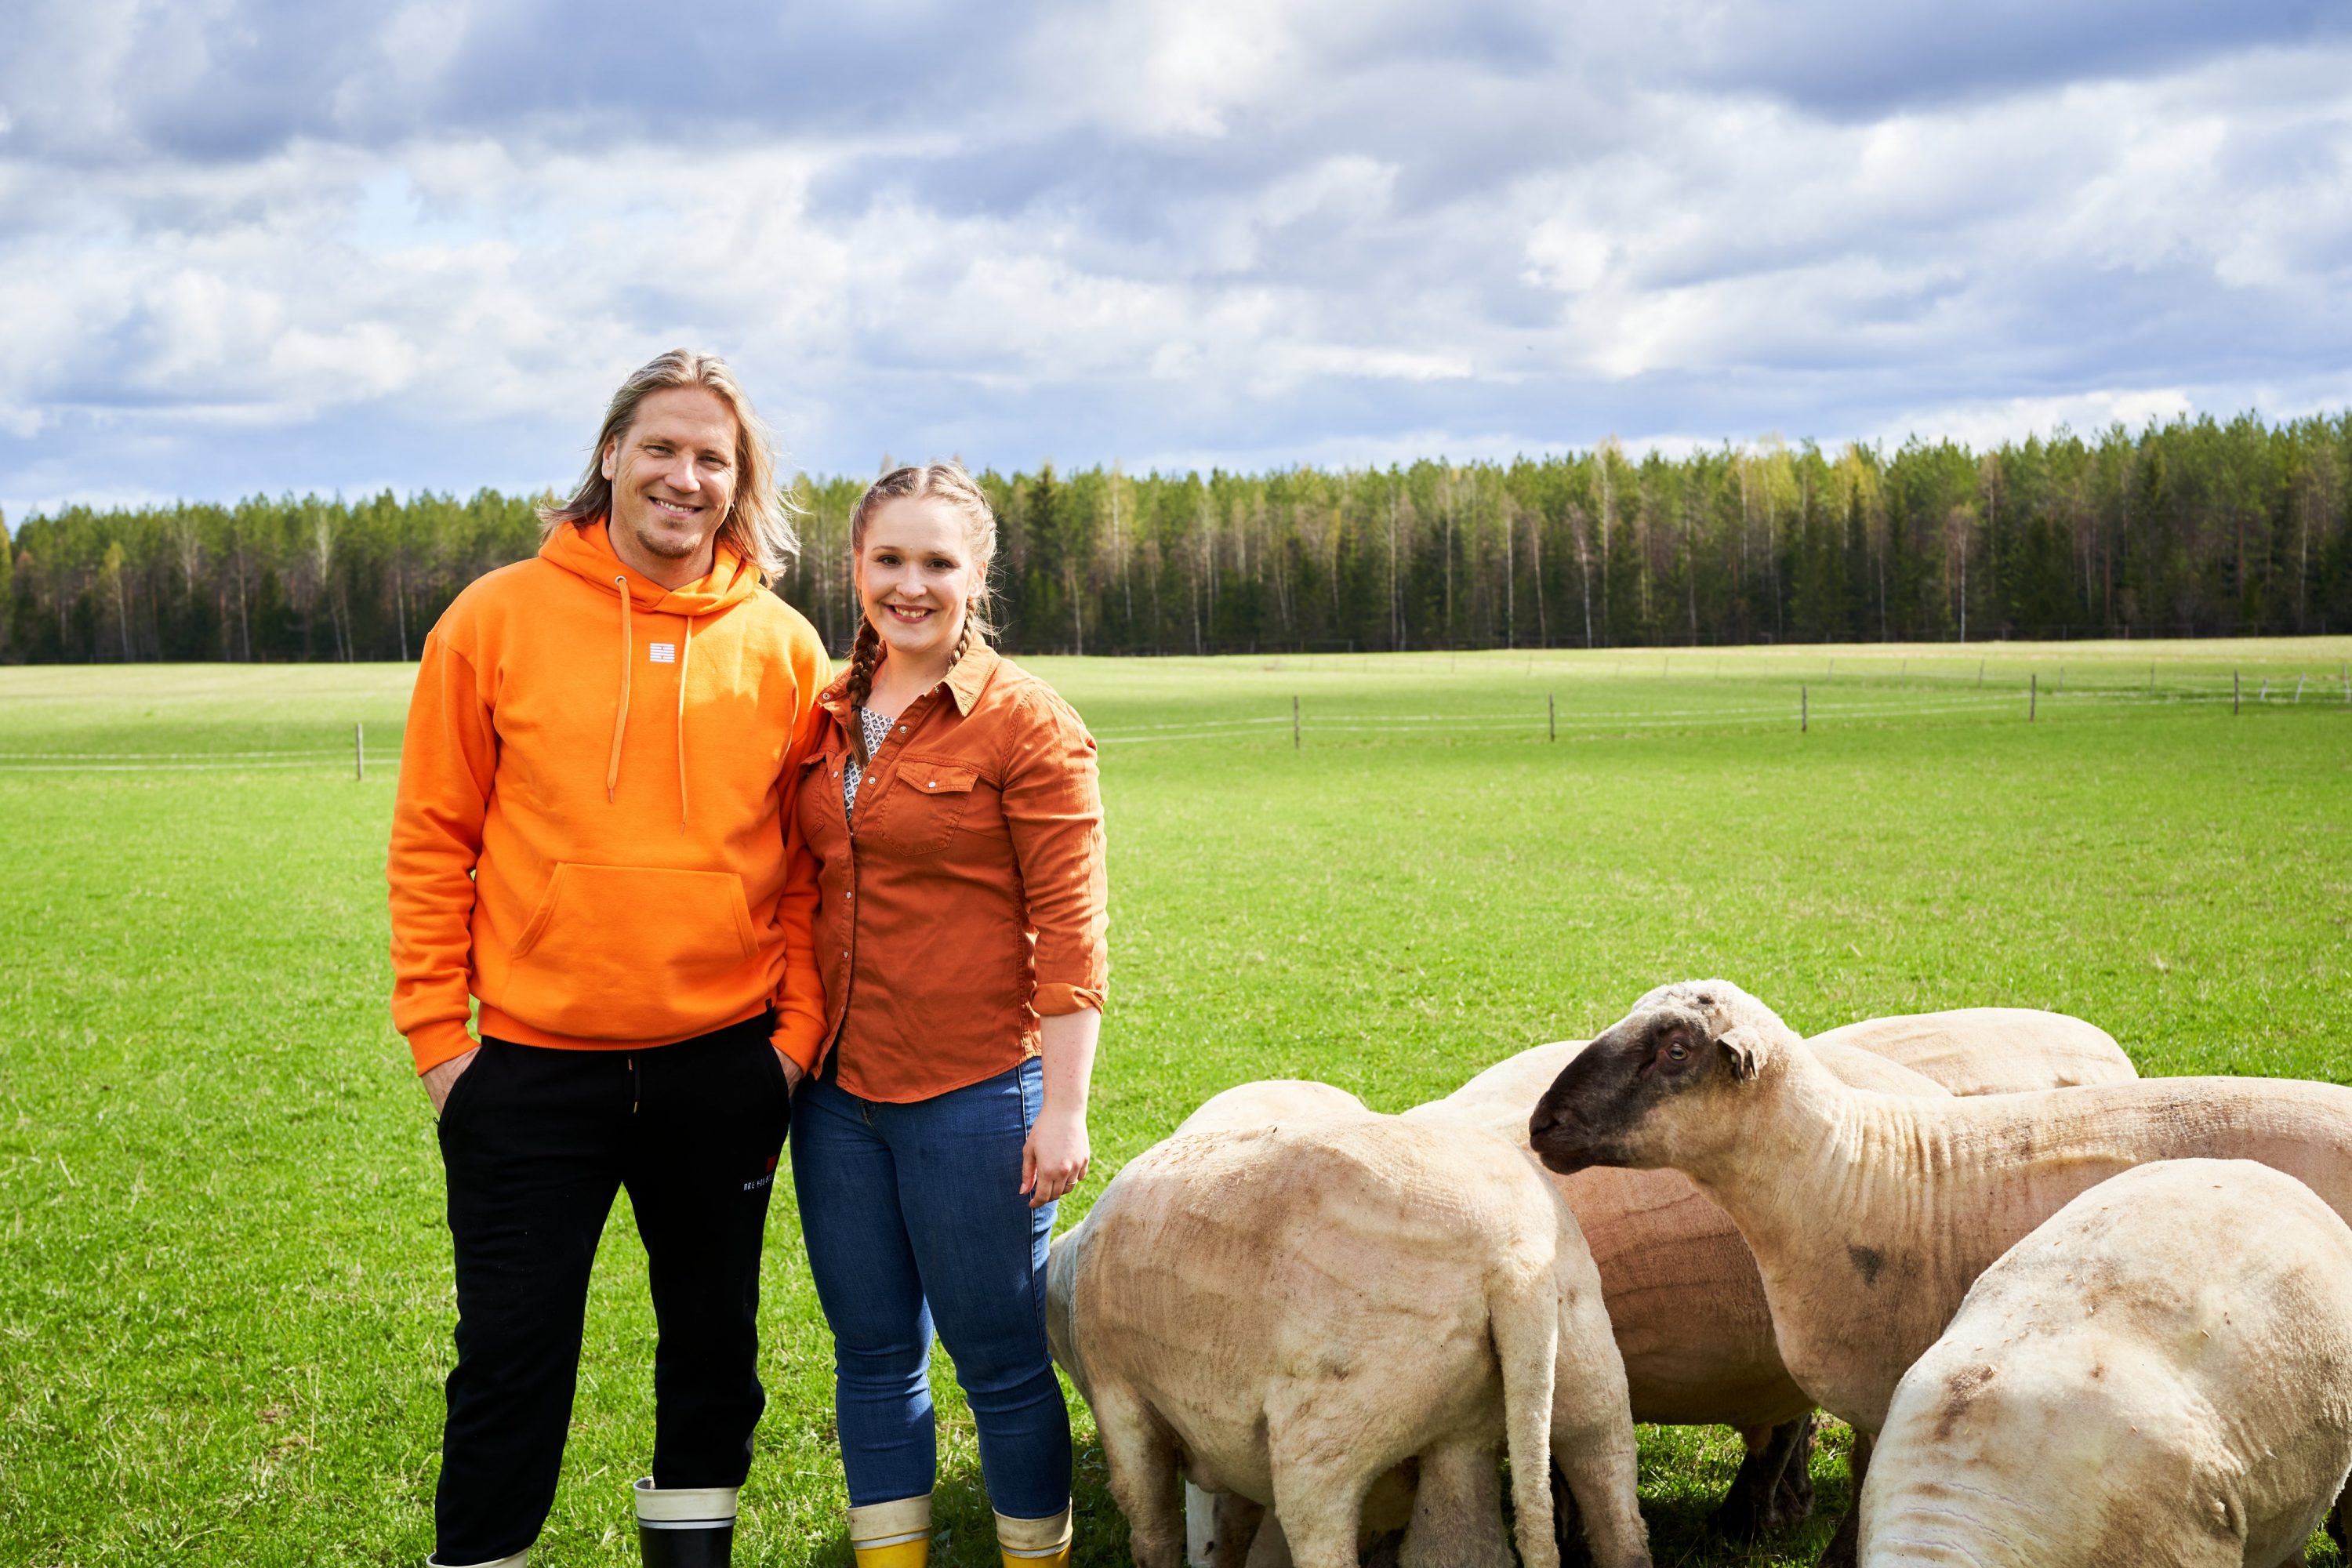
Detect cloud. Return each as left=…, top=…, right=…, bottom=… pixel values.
left=2, top=1, right=2350, bottom=521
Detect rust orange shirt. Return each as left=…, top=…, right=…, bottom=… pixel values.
left=796, top=644, right=1108, bottom=1102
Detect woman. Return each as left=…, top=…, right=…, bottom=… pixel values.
left=790, top=463, right=1107, bottom=1568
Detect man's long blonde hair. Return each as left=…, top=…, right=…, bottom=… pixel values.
left=538, top=349, right=800, bottom=577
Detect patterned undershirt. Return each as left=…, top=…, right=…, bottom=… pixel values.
left=842, top=707, right=893, bottom=818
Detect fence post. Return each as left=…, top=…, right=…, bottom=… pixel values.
left=2234, top=671, right=2241, bottom=714
left=1292, top=695, right=1300, bottom=750
left=2029, top=673, right=2037, bottom=722
left=1977, top=659, right=1984, bottom=688
left=2296, top=676, right=2305, bottom=702
left=1801, top=684, right=1808, bottom=734
left=2057, top=667, right=2063, bottom=695
left=1548, top=693, right=1556, bottom=742
left=2149, top=662, right=2154, bottom=693
left=354, top=722, right=365, bottom=780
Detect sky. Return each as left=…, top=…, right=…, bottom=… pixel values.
left=3, top=0, right=2350, bottom=522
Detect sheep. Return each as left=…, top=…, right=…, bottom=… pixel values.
left=1405, top=1009, right=2134, bottom=1537
left=1806, top=1006, right=2133, bottom=1096
left=1048, top=1093, right=1651, bottom=1568
left=1171, top=1078, right=1371, bottom=1138
left=1527, top=980, right=2352, bottom=1564
left=1861, top=1160, right=2352, bottom=1568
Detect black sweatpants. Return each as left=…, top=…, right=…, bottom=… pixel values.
left=432, top=1015, right=792, bottom=1563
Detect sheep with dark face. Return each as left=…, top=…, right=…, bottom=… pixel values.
left=1530, top=980, right=2352, bottom=1566
left=1406, top=1002, right=2134, bottom=1540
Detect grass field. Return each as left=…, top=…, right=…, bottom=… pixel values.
left=3, top=639, right=2348, bottom=1567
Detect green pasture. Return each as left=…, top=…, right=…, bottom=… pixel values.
left=2, top=639, right=2348, bottom=1566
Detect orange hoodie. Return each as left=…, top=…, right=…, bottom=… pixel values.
left=388, top=519, right=831, bottom=1075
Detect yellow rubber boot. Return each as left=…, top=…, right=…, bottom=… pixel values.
left=996, top=1504, right=1073, bottom=1568
left=849, top=1494, right=932, bottom=1568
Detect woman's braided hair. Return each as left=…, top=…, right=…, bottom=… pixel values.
left=844, top=462, right=999, bottom=768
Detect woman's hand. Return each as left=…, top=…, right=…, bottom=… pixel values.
left=774, top=1047, right=805, bottom=1094
left=1021, top=1107, right=1091, bottom=1210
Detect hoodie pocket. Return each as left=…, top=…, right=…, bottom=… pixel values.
left=501, top=863, right=759, bottom=1040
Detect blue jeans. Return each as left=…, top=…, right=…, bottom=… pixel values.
left=791, top=1057, right=1070, bottom=1519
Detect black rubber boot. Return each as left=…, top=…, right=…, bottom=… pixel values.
left=633, top=1478, right=736, bottom=1568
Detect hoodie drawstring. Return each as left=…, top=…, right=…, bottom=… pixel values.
left=675, top=616, right=694, bottom=828
left=607, top=576, right=633, bottom=803
left=607, top=573, right=695, bottom=826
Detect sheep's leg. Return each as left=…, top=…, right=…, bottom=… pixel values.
left=1242, top=1511, right=1292, bottom=1568
left=1550, top=1462, right=1588, bottom=1568
left=1710, top=1416, right=1814, bottom=1538
left=1811, top=1432, right=1871, bottom=1568
left=1546, top=1355, right=1647, bottom=1568
left=2329, top=1481, right=2349, bottom=1551
left=1771, top=1417, right=1817, bottom=1526
left=1265, top=1459, right=1371, bottom=1568
left=1092, top=1383, right=1186, bottom=1568
left=1552, top=1439, right=1650, bottom=1568
left=1814, top=1507, right=1860, bottom=1568
left=1397, top=1439, right=1504, bottom=1568
left=1209, top=1493, right=1265, bottom=1568
left=1362, top=1461, right=1418, bottom=1568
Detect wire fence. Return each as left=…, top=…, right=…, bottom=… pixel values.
left=1089, top=666, right=2352, bottom=746
left=2, top=661, right=2343, bottom=773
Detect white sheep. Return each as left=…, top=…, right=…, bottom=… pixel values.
left=1406, top=1007, right=2133, bottom=1537
left=1528, top=980, right=2352, bottom=1564
left=1863, top=1160, right=2352, bottom=1568
left=1805, top=1006, right=2132, bottom=1095
left=1050, top=1088, right=1650, bottom=1568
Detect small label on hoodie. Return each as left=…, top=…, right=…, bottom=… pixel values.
left=649, top=643, right=677, bottom=664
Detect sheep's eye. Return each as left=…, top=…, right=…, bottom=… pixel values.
left=1666, top=1042, right=1689, bottom=1062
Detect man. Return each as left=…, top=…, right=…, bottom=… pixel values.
left=389, top=349, right=830, bottom=1568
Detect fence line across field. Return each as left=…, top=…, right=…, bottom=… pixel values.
left=0, top=756, right=365, bottom=772
left=0, top=665, right=2342, bottom=773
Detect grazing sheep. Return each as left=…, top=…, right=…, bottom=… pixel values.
left=1406, top=1009, right=2133, bottom=1537
left=1527, top=980, right=2352, bottom=1563
left=1862, top=1160, right=2352, bottom=1568
left=1049, top=1098, right=1651, bottom=1568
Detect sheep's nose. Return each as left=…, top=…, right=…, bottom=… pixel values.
left=1528, top=1105, right=1561, bottom=1141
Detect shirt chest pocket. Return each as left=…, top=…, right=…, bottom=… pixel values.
left=871, top=761, right=985, bottom=855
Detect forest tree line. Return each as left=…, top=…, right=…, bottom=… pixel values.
left=6, top=411, right=2350, bottom=665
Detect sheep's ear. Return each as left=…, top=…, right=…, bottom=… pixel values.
left=1715, top=1025, right=1765, bottom=1081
